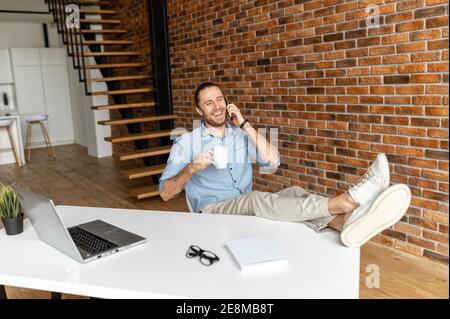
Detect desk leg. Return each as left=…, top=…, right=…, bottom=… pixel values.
left=0, top=285, right=7, bottom=299
left=51, top=292, right=62, bottom=299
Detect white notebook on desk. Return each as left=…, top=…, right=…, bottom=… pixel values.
left=226, top=236, right=288, bottom=274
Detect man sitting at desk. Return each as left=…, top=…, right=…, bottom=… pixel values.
left=159, top=82, right=411, bottom=248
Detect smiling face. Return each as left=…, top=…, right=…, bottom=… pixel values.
left=196, top=86, right=227, bottom=127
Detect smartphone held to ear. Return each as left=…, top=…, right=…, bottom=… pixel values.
left=224, top=97, right=233, bottom=120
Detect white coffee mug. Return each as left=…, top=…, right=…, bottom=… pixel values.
left=212, top=145, right=228, bottom=169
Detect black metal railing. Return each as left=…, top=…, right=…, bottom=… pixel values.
left=47, top=0, right=149, bottom=155
left=46, top=0, right=176, bottom=186
left=47, top=0, right=145, bottom=130
left=48, top=0, right=89, bottom=94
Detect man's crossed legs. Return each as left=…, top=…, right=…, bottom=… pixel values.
left=201, top=153, right=412, bottom=248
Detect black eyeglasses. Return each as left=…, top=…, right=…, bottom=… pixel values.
left=186, top=245, right=220, bottom=266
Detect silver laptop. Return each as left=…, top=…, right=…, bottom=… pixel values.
left=13, top=186, right=146, bottom=263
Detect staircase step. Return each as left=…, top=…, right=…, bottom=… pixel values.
left=87, top=75, right=150, bottom=83
left=91, top=102, right=156, bottom=110
left=129, top=185, right=160, bottom=200
left=79, top=51, right=141, bottom=57
left=75, top=40, right=134, bottom=45
left=77, top=29, right=127, bottom=34
left=83, top=63, right=146, bottom=69
left=105, top=130, right=174, bottom=143
left=99, top=115, right=176, bottom=126
left=122, top=164, right=166, bottom=180
left=80, top=9, right=116, bottom=15
left=80, top=19, right=121, bottom=24
left=117, top=146, right=172, bottom=161
left=91, top=88, right=154, bottom=96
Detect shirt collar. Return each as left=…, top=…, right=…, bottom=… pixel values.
left=200, top=120, right=236, bottom=138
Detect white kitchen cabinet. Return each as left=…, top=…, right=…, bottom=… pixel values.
left=39, top=48, right=67, bottom=66
left=11, top=48, right=75, bottom=148
left=13, top=66, right=47, bottom=115
left=0, top=50, right=13, bottom=84
left=13, top=64, right=47, bottom=145
left=41, top=64, right=75, bottom=144
left=10, top=48, right=41, bottom=66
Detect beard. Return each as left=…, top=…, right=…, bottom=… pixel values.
left=203, top=113, right=226, bottom=127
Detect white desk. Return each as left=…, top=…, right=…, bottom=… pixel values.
left=0, top=206, right=360, bottom=299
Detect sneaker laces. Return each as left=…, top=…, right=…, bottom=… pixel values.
left=350, top=168, right=376, bottom=192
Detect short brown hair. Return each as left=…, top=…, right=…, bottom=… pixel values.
left=194, top=82, right=220, bottom=108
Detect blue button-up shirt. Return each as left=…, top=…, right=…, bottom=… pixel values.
left=159, top=121, right=279, bottom=212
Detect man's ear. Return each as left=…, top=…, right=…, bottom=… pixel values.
left=195, top=106, right=203, bottom=117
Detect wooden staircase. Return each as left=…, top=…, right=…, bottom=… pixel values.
left=47, top=0, right=176, bottom=200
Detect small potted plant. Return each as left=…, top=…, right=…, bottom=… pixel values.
left=0, top=184, right=24, bottom=235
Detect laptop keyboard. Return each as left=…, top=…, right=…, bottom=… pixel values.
left=68, top=227, right=118, bottom=256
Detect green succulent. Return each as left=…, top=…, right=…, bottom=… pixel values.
left=0, top=184, right=22, bottom=219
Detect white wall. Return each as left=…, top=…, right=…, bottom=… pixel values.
left=66, top=58, right=113, bottom=158
left=0, top=22, right=60, bottom=49
left=0, top=0, right=48, bottom=12
left=67, top=57, right=87, bottom=148
left=0, top=23, right=42, bottom=48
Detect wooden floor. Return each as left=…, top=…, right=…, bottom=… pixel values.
left=0, top=144, right=448, bottom=299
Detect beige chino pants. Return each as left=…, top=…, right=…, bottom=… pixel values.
left=201, top=186, right=337, bottom=232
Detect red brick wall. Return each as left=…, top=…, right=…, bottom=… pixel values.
left=167, top=0, right=449, bottom=263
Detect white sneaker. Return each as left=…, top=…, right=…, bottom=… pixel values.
left=341, top=184, right=411, bottom=248
left=348, top=153, right=390, bottom=206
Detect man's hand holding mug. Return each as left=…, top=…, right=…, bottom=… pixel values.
left=190, top=146, right=228, bottom=173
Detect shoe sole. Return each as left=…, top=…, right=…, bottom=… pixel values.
left=341, top=184, right=411, bottom=248
left=379, top=153, right=390, bottom=189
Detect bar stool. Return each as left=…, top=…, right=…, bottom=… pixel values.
left=0, top=119, right=23, bottom=167
left=24, top=114, right=56, bottom=162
